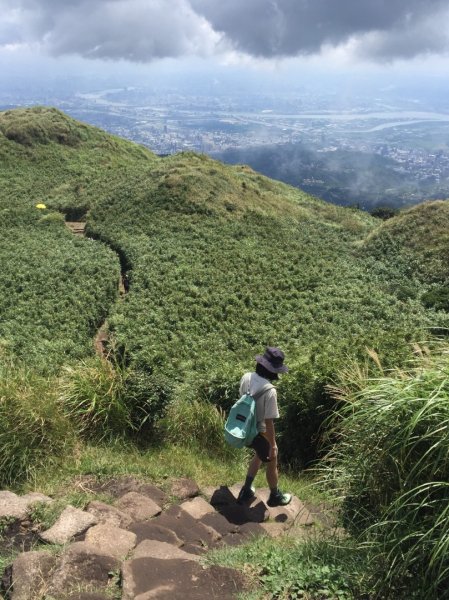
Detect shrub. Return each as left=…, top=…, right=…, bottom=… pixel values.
left=422, top=286, right=449, bottom=312
left=157, top=397, right=240, bottom=460
left=323, top=343, right=449, bottom=598
left=59, top=358, right=171, bottom=441
left=276, top=362, right=335, bottom=469
left=124, top=368, right=174, bottom=437
left=60, top=357, right=131, bottom=440
left=0, top=361, right=74, bottom=486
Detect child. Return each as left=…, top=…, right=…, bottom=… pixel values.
left=237, top=347, right=292, bottom=507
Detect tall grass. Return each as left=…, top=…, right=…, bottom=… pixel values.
left=0, top=359, right=74, bottom=487
left=323, top=343, right=449, bottom=598
left=157, top=397, right=242, bottom=461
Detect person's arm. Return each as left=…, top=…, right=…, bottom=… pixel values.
left=265, top=418, right=278, bottom=460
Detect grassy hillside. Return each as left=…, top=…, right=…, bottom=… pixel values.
left=2, top=106, right=449, bottom=600
left=363, top=200, right=449, bottom=283
left=363, top=200, right=449, bottom=314
left=0, top=107, right=155, bottom=371
left=0, top=106, right=446, bottom=467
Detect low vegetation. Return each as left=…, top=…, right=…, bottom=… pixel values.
left=1, top=107, right=449, bottom=598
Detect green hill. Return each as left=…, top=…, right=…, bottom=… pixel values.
left=364, top=200, right=449, bottom=283
left=1, top=106, right=447, bottom=466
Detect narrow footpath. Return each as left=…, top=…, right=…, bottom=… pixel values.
left=65, top=220, right=128, bottom=359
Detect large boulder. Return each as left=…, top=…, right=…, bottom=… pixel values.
left=115, top=492, right=162, bottom=522
left=0, top=491, right=52, bottom=521
left=122, top=557, right=246, bottom=600
left=86, top=500, right=133, bottom=529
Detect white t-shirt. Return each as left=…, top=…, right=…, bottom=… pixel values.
left=239, top=372, right=280, bottom=433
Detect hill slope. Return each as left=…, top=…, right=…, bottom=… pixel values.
left=1, top=106, right=447, bottom=465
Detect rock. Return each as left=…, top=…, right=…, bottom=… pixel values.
left=66, top=594, right=109, bottom=600
left=46, top=541, right=119, bottom=597
left=207, top=485, right=268, bottom=525
left=255, top=489, right=314, bottom=527
left=215, top=498, right=268, bottom=526
left=199, top=512, right=238, bottom=537
left=40, top=506, right=97, bottom=545
left=259, top=522, right=288, bottom=538
left=153, top=505, right=218, bottom=548
left=21, top=492, right=53, bottom=506
left=86, top=500, right=132, bottom=528
left=115, top=492, right=162, bottom=521
left=128, top=522, right=183, bottom=547
left=0, top=491, right=52, bottom=521
left=170, top=478, right=199, bottom=500
left=85, top=524, right=136, bottom=559
left=238, top=521, right=267, bottom=540
left=132, top=540, right=200, bottom=562
left=200, top=486, right=216, bottom=503
left=216, top=485, right=310, bottom=528
left=180, top=497, right=215, bottom=520
left=92, top=477, right=168, bottom=506
left=122, top=557, right=246, bottom=600
left=10, top=550, right=56, bottom=600
left=136, top=484, right=168, bottom=507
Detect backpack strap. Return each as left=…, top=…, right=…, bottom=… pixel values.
left=249, top=383, right=274, bottom=400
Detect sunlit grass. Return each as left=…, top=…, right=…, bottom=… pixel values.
left=322, top=342, right=449, bottom=598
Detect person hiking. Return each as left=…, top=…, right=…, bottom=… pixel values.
left=237, top=346, right=292, bottom=507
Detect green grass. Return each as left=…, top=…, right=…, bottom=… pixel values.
left=0, top=359, right=75, bottom=487
left=321, top=342, right=449, bottom=598
left=363, top=200, right=449, bottom=285
left=207, top=533, right=371, bottom=600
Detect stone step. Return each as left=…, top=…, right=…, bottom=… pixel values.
left=2, top=478, right=319, bottom=600
left=121, top=557, right=246, bottom=600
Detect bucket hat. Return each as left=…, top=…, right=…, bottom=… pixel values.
left=255, top=347, right=288, bottom=373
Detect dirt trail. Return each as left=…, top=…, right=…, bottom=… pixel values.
left=65, top=220, right=128, bottom=359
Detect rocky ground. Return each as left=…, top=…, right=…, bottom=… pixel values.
left=0, top=477, right=325, bottom=599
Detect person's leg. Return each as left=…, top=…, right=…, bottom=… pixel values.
left=248, top=454, right=262, bottom=479
left=266, top=454, right=278, bottom=489
left=266, top=454, right=292, bottom=507
left=238, top=454, right=261, bottom=503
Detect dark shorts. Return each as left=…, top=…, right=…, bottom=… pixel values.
left=248, top=433, right=272, bottom=463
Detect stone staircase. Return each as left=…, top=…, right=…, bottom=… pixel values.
left=0, top=477, right=317, bottom=600
left=65, top=222, right=86, bottom=236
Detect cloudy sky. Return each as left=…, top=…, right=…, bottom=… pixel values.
left=1, top=0, right=449, bottom=80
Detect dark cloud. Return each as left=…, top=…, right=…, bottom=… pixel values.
left=191, top=0, right=449, bottom=59
left=1, top=0, right=449, bottom=62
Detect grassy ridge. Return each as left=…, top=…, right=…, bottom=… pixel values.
left=0, top=106, right=444, bottom=467
left=86, top=151, right=436, bottom=465
left=0, top=106, right=156, bottom=372
left=363, top=200, right=449, bottom=284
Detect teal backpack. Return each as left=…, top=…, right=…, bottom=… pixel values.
left=224, top=384, right=273, bottom=448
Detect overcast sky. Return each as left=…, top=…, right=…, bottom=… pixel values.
left=1, top=0, right=449, bottom=81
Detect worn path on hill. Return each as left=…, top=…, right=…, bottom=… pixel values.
left=65, top=221, right=127, bottom=359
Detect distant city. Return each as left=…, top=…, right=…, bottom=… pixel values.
left=2, top=78, right=449, bottom=210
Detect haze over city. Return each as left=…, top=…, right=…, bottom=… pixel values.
left=2, top=0, right=449, bottom=209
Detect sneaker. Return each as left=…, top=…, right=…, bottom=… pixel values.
left=237, top=485, right=256, bottom=504
left=267, top=490, right=292, bottom=507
